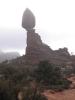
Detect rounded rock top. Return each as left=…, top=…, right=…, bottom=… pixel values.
left=22, top=8, right=35, bottom=31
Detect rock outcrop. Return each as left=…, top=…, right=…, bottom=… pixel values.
left=21, top=8, right=74, bottom=65
left=25, top=29, right=71, bottom=65
left=25, top=29, right=54, bottom=64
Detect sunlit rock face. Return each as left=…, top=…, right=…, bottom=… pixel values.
left=22, top=8, right=35, bottom=31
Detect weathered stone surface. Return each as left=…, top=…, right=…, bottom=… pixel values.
left=22, top=8, right=35, bottom=31
left=24, top=29, right=72, bottom=65
left=21, top=8, right=74, bottom=66
left=25, top=29, right=53, bottom=64
left=26, top=30, right=75, bottom=66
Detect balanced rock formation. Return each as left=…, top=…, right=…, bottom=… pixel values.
left=22, top=8, right=73, bottom=65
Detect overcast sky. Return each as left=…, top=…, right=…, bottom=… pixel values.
left=0, top=0, right=75, bottom=55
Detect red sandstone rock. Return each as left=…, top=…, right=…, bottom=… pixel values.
left=21, top=8, right=74, bottom=66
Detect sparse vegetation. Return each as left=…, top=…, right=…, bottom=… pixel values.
left=0, top=60, right=72, bottom=100
left=33, top=61, right=71, bottom=91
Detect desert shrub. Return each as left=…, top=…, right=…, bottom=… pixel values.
left=0, top=79, right=17, bottom=100
left=34, top=61, right=61, bottom=84
left=20, top=86, right=48, bottom=100
left=34, top=61, right=71, bottom=90
left=0, top=63, right=30, bottom=84
left=49, top=79, right=72, bottom=91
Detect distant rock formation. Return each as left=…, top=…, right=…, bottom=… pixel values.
left=0, top=51, right=20, bottom=63
left=21, top=8, right=74, bottom=65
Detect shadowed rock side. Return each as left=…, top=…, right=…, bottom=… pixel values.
left=25, top=29, right=53, bottom=64
left=21, top=8, right=73, bottom=65
left=25, top=29, right=71, bottom=65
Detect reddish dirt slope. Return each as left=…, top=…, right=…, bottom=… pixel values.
left=43, top=89, right=75, bottom=100
left=43, top=76, right=75, bottom=100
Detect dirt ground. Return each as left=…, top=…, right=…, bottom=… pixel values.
left=43, top=89, right=75, bottom=100
left=43, top=76, right=75, bottom=100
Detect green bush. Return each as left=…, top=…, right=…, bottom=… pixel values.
left=34, top=61, right=71, bottom=90
left=0, top=79, right=16, bottom=100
